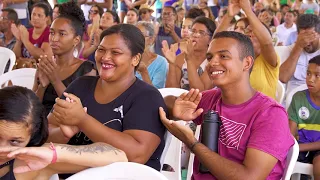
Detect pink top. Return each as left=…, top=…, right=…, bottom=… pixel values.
left=22, top=26, right=50, bottom=58
left=192, top=88, right=294, bottom=180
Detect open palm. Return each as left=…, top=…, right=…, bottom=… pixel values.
left=173, top=89, right=203, bottom=121
left=162, top=40, right=178, bottom=64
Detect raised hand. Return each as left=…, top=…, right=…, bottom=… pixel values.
left=11, top=24, right=21, bottom=41
left=38, top=55, right=59, bottom=85
left=228, top=0, right=241, bottom=17
left=159, top=107, right=197, bottom=147
left=296, top=29, right=319, bottom=49
left=35, top=68, right=50, bottom=88
left=19, top=25, right=29, bottom=44
left=172, top=89, right=203, bottom=121
left=60, top=104, right=87, bottom=139
left=239, top=0, right=253, bottom=12
left=161, top=40, right=178, bottom=64
left=185, top=39, right=196, bottom=61
left=53, top=92, right=87, bottom=127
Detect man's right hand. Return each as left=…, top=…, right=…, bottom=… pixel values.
left=296, top=29, right=319, bottom=49
left=173, top=89, right=204, bottom=121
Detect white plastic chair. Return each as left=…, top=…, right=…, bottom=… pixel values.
left=158, top=88, right=188, bottom=180
left=291, top=162, right=314, bottom=180
left=285, top=84, right=308, bottom=110
left=0, top=68, right=36, bottom=89
left=186, top=125, right=201, bottom=180
left=276, top=80, right=285, bottom=104
left=49, top=174, right=59, bottom=180
left=275, top=46, right=291, bottom=65
left=66, top=162, right=168, bottom=180
left=0, top=47, right=16, bottom=75
left=282, top=138, right=299, bottom=180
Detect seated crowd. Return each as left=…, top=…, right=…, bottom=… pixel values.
left=0, top=0, right=320, bottom=179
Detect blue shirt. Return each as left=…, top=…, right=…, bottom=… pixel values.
left=135, top=55, right=168, bottom=89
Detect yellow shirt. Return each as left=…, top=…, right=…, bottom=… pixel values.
left=250, top=54, right=280, bottom=99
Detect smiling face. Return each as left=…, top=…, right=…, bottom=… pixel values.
left=0, top=120, right=30, bottom=164
left=206, top=38, right=252, bottom=87
left=49, top=18, right=80, bottom=55
left=95, top=34, right=139, bottom=82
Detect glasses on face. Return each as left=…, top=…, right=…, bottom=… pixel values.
left=140, top=11, right=148, bottom=15
left=89, top=10, right=99, bottom=14
left=188, top=29, right=211, bottom=37
left=0, top=17, right=8, bottom=21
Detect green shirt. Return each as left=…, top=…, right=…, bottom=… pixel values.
left=288, top=90, right=320, bottom=143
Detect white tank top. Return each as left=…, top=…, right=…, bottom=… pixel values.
left=180, top=59, right=208, bottom=90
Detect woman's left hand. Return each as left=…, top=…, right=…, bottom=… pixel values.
left=38, top=55, right=60, bottom=85
left=6, top=146, right=53, bottom=173
left=19, top=25, right=29, bottom=44
left=53, top=92, right=87, bottom=127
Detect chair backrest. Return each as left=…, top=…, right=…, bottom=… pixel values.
left=282, top=138, right=299, bottom=180
left=0, top=68, right=36, bottom=89
left=275, top=46, right=291, bottom=65
left=275, top=81, right=285, bottom=104
left=0, top=47, right=16, bottom=75
left=66, top=162, right=168, bottom=180
left=285, top=84, right=308, bottom=110
left=158, top=88, right=188, bottom=180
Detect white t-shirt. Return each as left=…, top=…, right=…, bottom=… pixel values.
left=207, top=0, right=217, bottom=6
left=276, top=23, right=297, bottom=44
left=82, top=0, right=107, bottom=21
left=300, top=2, right=319, bottom=13
left=287, top=44, right=320, bottom=93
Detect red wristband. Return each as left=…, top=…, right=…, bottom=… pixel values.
left=49, top=142, right=57, bottom=164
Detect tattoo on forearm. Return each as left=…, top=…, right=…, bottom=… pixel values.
left=59, top=143, right=122, bottom=155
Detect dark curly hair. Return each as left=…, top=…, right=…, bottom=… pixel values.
left=58, top=1, right=86, bottom=38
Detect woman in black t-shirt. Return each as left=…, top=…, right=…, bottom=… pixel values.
left=32, top=2, right=96, bottom=116
left=49, top=24, right=166, bottom=171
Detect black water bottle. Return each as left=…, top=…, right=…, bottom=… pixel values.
left=199, top=110, right=221, bottom=173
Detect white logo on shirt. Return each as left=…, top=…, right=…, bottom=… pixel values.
left=113, top=105, right=123, bottom=118
left=219, top=116, right=246, bottom=150
left=299, top=106, right=310, bottom=120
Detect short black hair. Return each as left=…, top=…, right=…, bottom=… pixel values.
left=0, top=86, right=48, bottom=147
left=281, top=4, right=290, bottom=10
left=213, top=31, right=255, bottom=61
left=297, top=14, right=320, bottom=33
left=286, top=10, right=298, bottom=17
left=105, top=10, right=120, bottom=24
left=32, top=2, right=50, bottom=17
left=309, top=55, right=320, bottom=65
left=1, top=8, right=19, bottom=25
left=100, top=24, right=145, bottom=70
left=58, top=1, right=86, bottom=38
left=163, top=6, right=177, bottom=14
left=186, top=7, right=205, bottom=19
left=192, top=16, right=216, bottom=37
